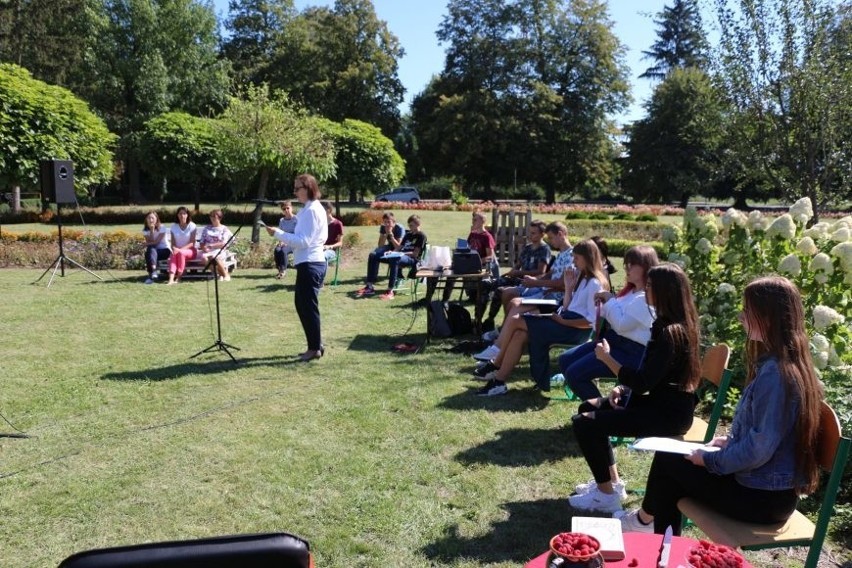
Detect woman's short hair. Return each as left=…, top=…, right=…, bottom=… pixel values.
left=175, top=206, right=191, bottom=222
left=296, top=174, right=321, bottom=200
left=208, top=208, right=223, bottom=221
left=321, top=201, right=333, bottom=213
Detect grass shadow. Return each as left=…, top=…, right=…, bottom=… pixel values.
left=419, top=498, right=568, bottom=565
left=454, top=426, right=579, bottom=467
left=436, top=386, right=551, bottom=413
left=100, top=355, right=293, bottom=381
left=253, top=282, right=294, bottom=293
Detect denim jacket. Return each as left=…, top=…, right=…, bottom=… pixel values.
left=703, top=356, right=802, bottom=490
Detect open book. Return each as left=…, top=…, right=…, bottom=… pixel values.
left=571, top=516, right=625, bottom=561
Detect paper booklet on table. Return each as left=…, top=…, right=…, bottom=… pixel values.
left=571, top=516, right=625, bottom=561
left=630, top=437, right=722, bottom=455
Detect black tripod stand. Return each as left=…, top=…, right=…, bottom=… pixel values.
left=33, top=202, right=102, bottom=287
left=190, top=226, right=241, bottom=362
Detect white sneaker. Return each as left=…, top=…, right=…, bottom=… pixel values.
left=473, top=344, right=500, bottom=361
left=615, top=509, right=654, bottom=533
left=144, top=278, right=154, bottom=285
left=481, top=328, right=500, bottom=342
left=568, top=486, right=623, bottom=514
left=550, top=373, right=565, bottom=387
left=476, top=379, right=508, bottom=396
left=574, top=478, right=627, bottom=500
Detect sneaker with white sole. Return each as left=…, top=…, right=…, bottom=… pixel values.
left=144, top=278, right=154, bottom=285
left=615, top=509, right=654, bottom=533
left=481, top=328, right=500, bottom=342
left=476, top=379, right=507, bottom=396
left=568, top=486, right=623, bottom=514
left=473, top=344, right=500, bottom=361
left=574, top=478, right=627, bottom=500
left=550, top=373, right=565, bottom=387
left=472, top=361, right=498, bottom=379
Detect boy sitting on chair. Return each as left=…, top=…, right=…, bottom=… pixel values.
left=357, top=215, right=426, bottom=300
left=322, top=201, right=344, bottom=263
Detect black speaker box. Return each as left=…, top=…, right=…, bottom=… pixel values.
left=40, top=159, right=76, bottom=204
left=451, top=250, right=483, bottom=275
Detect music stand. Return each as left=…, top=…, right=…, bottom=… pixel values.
left=190, top=226, right=241, bottom=363
left=33, top=201, right=103, bottom=287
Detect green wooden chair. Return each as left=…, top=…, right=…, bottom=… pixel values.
left=327, top=248, right=341, bottom=287
left=681, top=343, right=732, bottom=443
left=678, top=400, right=851, bottom=568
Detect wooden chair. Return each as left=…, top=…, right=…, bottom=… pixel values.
left=681, top=344, right=732, bottom=443
left=678, top=400, right=851, bottom=568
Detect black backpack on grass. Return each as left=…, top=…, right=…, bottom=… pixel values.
left=447, top=302, right=473, bottom=336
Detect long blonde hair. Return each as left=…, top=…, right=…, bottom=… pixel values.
left=571, top=239, right=610, bottom=293
left=743, top=276, right=822, bottom=494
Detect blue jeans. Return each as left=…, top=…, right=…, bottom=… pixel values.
left=274, top=246, right=294, bottom=271
left=145, top=246, right=170, bottom=275
left=294, top=261, right=327, bottom=351
left=382, top=255, right=417, bottom=290
left=524, top=314, right=593, bottom=391
left=559, top=329, right=646, bottom=400
left=365, top=246, right=393, bottom=284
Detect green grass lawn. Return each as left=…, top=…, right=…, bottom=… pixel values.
left=0, top=260, right=832, bottom=568
left=1, top=206, right=837, bottom=567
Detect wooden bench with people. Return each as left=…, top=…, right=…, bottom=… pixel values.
left=142, top=207, right=237, bottom=283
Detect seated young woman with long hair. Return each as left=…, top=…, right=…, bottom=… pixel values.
left=558, top=245, right=659, bottom=401
left=474, top=239, right=608, bottom=396
left=568, top=263, right=701, bottom=513
left=618, top=276, right=823, bottom=535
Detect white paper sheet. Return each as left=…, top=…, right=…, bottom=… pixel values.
left=630, top=437, right=722, bottom=455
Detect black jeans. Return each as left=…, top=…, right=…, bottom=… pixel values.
left=642, top=451, right=799, bottom=535
left=294, top=261, right=327, bottom=351
left=571, top=393, right=694, bottom=486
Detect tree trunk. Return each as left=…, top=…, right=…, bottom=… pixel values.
left=679, top=192, right=690, bottom=210
left=732, top=195, right=749, bottom=211
left=193, top=180, right=201, bottom=214
left=127, top=158, right=145, bottom=203
left=12, top=185, right=21, bottom=213
left=545, top=181, right=556, bottom=204
left=348, top=186, right=358, bottom=203
left=251, top=168, right=271, bottom=243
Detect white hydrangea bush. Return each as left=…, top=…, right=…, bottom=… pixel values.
left=665, top=197, right=852, bottom=374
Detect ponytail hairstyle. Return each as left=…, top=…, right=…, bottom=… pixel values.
left=742, top=276, right=822, bottom=494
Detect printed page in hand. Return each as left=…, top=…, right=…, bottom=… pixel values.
left=630, top=437, right=722, bottom=455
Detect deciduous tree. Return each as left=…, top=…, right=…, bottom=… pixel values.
left=713, top=0, right=851, bottom=218
left=624, top=67, right=724, bottom=207
left=81, top=0, right=230, bottom=201
left=0, top=64, right=116, bottom=197
left=214, top=84, right=335, bottom=242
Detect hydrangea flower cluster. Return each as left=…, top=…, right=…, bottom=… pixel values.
left=664, top=198, right=852, bottom=375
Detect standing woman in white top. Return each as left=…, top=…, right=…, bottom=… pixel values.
left=167, top=206, right=198, bottom=285
left=559, top=245, right=659, bottom=400
left=265, top=174, right=328, bottom=361
left=142, top=211, right=171, bottom=284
